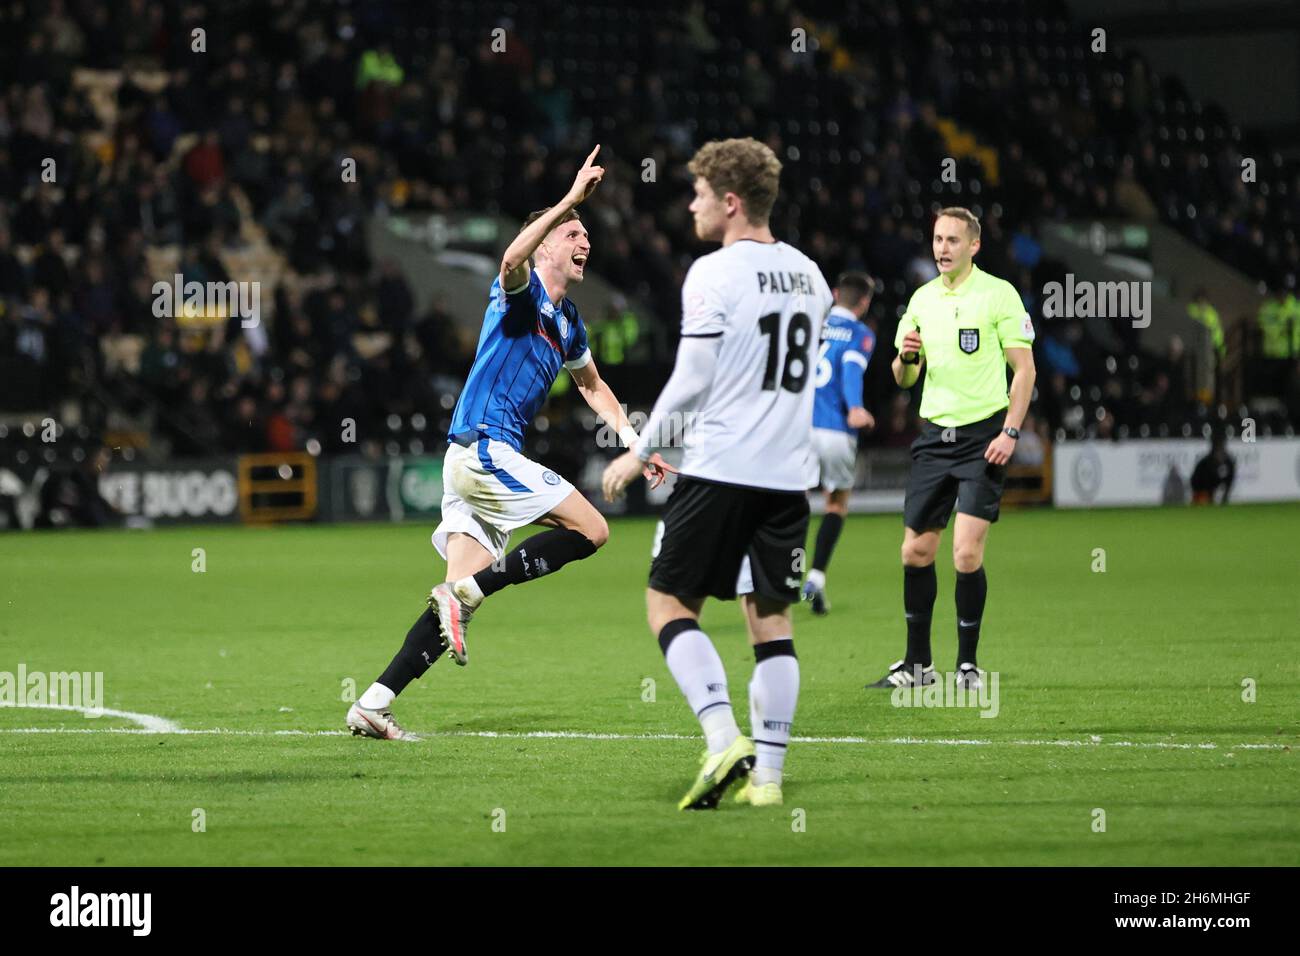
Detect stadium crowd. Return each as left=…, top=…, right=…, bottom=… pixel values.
left=1, top=0, right=1298, bottom=482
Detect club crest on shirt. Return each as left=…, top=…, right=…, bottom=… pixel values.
left=958, top=327, right=980, bottom=354
left=559, top=314, right=569, bottom=338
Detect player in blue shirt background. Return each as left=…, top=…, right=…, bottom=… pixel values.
left=801, top=271, right=877, bottom=615
left=348, top=146, right=669, bottom=740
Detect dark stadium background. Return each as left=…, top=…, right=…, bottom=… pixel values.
left=1, top=0, right=1298, bottom=528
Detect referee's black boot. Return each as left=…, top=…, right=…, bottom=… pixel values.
left=954, top=662, right=984, bottom=691
left=866, top=659, right=937, bottom=689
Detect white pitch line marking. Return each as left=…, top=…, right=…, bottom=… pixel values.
left=0, top=724, right=1288, bottom=750
left=0, top=702, right=180, bottom=733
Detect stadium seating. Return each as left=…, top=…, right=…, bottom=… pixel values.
left=1, top=0, right=1296, bottom=492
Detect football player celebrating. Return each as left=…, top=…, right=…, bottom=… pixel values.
left=348, top=146, right=669, bottom=740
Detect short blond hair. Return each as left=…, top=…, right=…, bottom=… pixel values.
left=688, top=138, right=783, bottom=225
left=936, top=206, right=981, bottom=239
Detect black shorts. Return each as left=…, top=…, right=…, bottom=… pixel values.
left=903, top=409, right=1008, bottom=531
left=649, top=476, right=810, bottom=603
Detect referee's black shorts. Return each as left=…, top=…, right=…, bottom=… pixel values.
left=903, top=408, right=1008, bottom=531
left=649, top=476, right=809, bottom=603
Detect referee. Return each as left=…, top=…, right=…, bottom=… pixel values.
left=868, top=207, right=1036, bottom=691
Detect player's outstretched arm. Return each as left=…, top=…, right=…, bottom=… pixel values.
left=499, top=145, right=605, bottom=291
left=571, top=356, right=640, bottom=451
left=572, top=358, right=674, bottom=493
left=634, top=336, right=719, bottom=459
left=599, top=336, right=719, bottom=501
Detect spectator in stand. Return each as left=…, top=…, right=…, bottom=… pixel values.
left=1, top=0, right=1298, bottom=466
left=0, top=226, right=27, bottom=298
left=1190, top=434, right=1236, bottom=505
left=183, top=130, right=225, bottom=190
left=1187, top=289, right=1224, bottom=361
left=35, top=446, right=118, bottom=529
left=223, top=390, right=265, bottom=453
left=31, top=229, right=71, bottom=293
left=374, top=259, right=414, bottom=334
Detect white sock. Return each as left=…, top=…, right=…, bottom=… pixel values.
left=700, top=706, right=740, bottom=754
left=358, top=682, right=395, bottom=710
left=750, top=639, right=799, bottom=783
left=806, top=569, right=826, bottom=590
left=664, top=625, right=738, bottom=753
left=453, top=575, right=484, bottom=609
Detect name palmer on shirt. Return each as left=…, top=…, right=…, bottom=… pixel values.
left=757, top=271, right=816, bottom=296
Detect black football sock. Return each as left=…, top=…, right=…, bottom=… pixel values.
left=472, top=527, right=598, bottom=598
left=811, top=512, right=844, bottom=573
left=903, top=563, right=937, bottom=667
left=955, top=566, right=988, bottom=667
left=376, top=608, right=446, bottom=698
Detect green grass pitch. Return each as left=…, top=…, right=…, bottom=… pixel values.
left=1, top=503, right=1297, bottom=866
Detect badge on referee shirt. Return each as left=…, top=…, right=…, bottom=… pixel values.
left=958, top=328, right=980, bottom=354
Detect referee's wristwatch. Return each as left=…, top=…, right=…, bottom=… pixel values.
left=1002, top=426, right=1020, bottom=440
left=900, top=351, right=920, bottom=365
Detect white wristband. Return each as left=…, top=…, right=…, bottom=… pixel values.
left=618, top=425, right=640, bottom=449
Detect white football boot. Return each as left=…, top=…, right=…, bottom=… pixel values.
left=346, top=702, right=418, bottom=741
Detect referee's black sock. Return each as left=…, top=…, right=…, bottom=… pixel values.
left=473, top=528, right=598, bottom=598
left=811, top=512, right=844, bottom=573
left=903, top=563, right=937, bottom=667
left=955, top=566, right=987, bottom=667
left=376, top=608, right=446, bottom=697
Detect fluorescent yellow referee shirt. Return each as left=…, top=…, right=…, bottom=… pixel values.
left=894, top=264, right=1035, bottom=427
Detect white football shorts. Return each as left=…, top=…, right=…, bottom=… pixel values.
left=808, top=427, right=858, bottom=492
left=432, top=438, right=575, bottom=561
